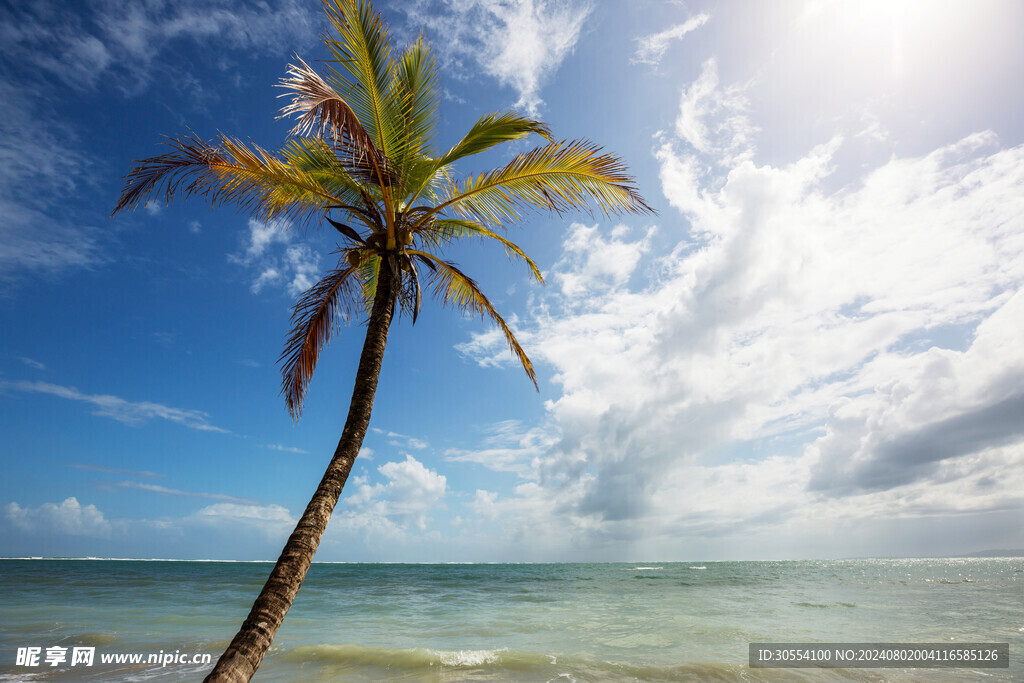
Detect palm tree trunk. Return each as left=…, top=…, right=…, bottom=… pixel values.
left=204, top=267, right=396, bottom=682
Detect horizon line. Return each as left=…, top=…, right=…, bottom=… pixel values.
left=2, top=552, right=1022, bottom=563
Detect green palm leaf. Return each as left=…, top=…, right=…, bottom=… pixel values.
left=113, top=132, right=346, bottom=223
left=391, top=34, right=439, bottom=169
left=322, top=0, right=401, bottom=158
left=421, top=218, right=544, bottom=283
left=437, top=112, right=552, bottom=167
left=409, top=250, right=537, bottom=390
left=425, top=140, right=654, bottom=228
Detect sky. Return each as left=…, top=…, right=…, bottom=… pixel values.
left=1, top=0, right=1023, bottom=562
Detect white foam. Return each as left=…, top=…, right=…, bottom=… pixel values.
left=436, top=648, right=505, bottom=667
left=627, top=566, right=664, bottom=570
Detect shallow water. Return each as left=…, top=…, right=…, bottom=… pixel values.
left=0, top=558, right=1020, bottom=681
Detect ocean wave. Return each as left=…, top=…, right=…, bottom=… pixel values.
left=278, top=643, right=549, bottom=670
left=272, top=645, right=773, bottom=682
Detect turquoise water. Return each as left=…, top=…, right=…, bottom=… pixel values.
left=0, top=558, right=1020, bottom=681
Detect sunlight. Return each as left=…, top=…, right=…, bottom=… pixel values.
left=782, top=0, right=999, bottom=120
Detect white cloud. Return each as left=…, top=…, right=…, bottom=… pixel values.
left=451, top=65, right=1024, bottom=557
left=401, top=0, right=592, bottom=115
left=115, top=481, right=261, bottom=505
left=340, top=455, right=447, bottom=533
left=446, top=420, right=558, bottom=479
left=18, top=356, right=45, bottom=370
left=454, top=317, right=525, bottom=370
left=3, top=494, right=299, bottom=556
left=0, top=1, right=317, bottom=289
left=284, top=244, right=320, bottom=297
left=0, top=0, right=318, bottom=92
left=231, top=219, right=322, bottom=297
left=633, top=13, right=710, bottom=66
left=373, top=428, right=430, bottom=451
left=67, top=463, right=161, bottom=479
left=673, top=58, right=756, bottom=161
left=264, top=443, right=309, bottom=455
left=190, top=502, right=296, bottom=540
left=553, top=223, right=656, bottom=298
left=252, top=267, right=282, bottom=293
left=193, top=502, right=294, bottom=524
left=3, top=380, right=229, bottom=433
left=0, top=81, right=102, bottom=287
left=5, top=497, right=112, bottom=538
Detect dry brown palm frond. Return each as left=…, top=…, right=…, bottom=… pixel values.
left=279, top=264, right=362, bottom=418
left=278, top=56, right=372, bottom=146
left=278, top=56, right=398, bottom=190
left=112, top=131, right=344, bottom=223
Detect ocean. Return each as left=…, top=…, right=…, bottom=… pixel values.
left=0, top=558, right=1020, bottom=681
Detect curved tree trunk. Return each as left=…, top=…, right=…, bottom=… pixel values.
left=204, top=268, right=396, bottom=682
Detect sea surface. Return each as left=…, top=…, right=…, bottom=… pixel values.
left=0, top=558, right=1020, bottom=681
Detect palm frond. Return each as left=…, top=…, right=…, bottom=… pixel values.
left=356, top=252, right=381, bottom=312
left=278, top=56, right=375, bottom=150
left=391, top=34, right=439, bottom=170
left=112, top=132, right=344, bottom=222
left=326, top=217, right=365, bottom=244
left=278, top=61, right=399, bottom=192
left=279, top=263, right=362, bottom=418
left=437, top=112, right=551, bottom=167
left=420, top=218, right=544, bottom=283
left=322, top=0, right=400, bottom=158
left=406, top=255, right=422, bottom=323
left=408, top=250, right=537, bottom=390
left=402, top=155, right=449, bottom=207
left=423, top=140, right=655, bottom=227
left=279, top=137, right=376, bottom=206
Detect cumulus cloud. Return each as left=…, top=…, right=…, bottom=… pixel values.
left=452, top=62, right=1024, bottom=557
left=339, top=455, right=447, bottom=534
left=189, top=502, right=297, bottom=541
left=401, top=0, right=591, bottom=115
left=192, top=502, right=294, bottom=524
left=5, top=497, right=112, bottom=538
left=633, top=13, right=710, bottom=66
left=446, top=420, right=558, bottom=478
left=553, top=223, right=656, bottom=298
left=3, top=380, right=229, bottom=433
left=808, top=291, right=1024, bottom=495
left=3, top=493, right=300, bottom=557
left=230, top=218, right=322, bottom=297
left=672, top=58, right=756, bottom=161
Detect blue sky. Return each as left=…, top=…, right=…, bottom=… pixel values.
left=1, top=0, right=1023, bottom=561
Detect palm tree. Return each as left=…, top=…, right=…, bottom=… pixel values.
left=113, top=0, right=651, bottom=680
